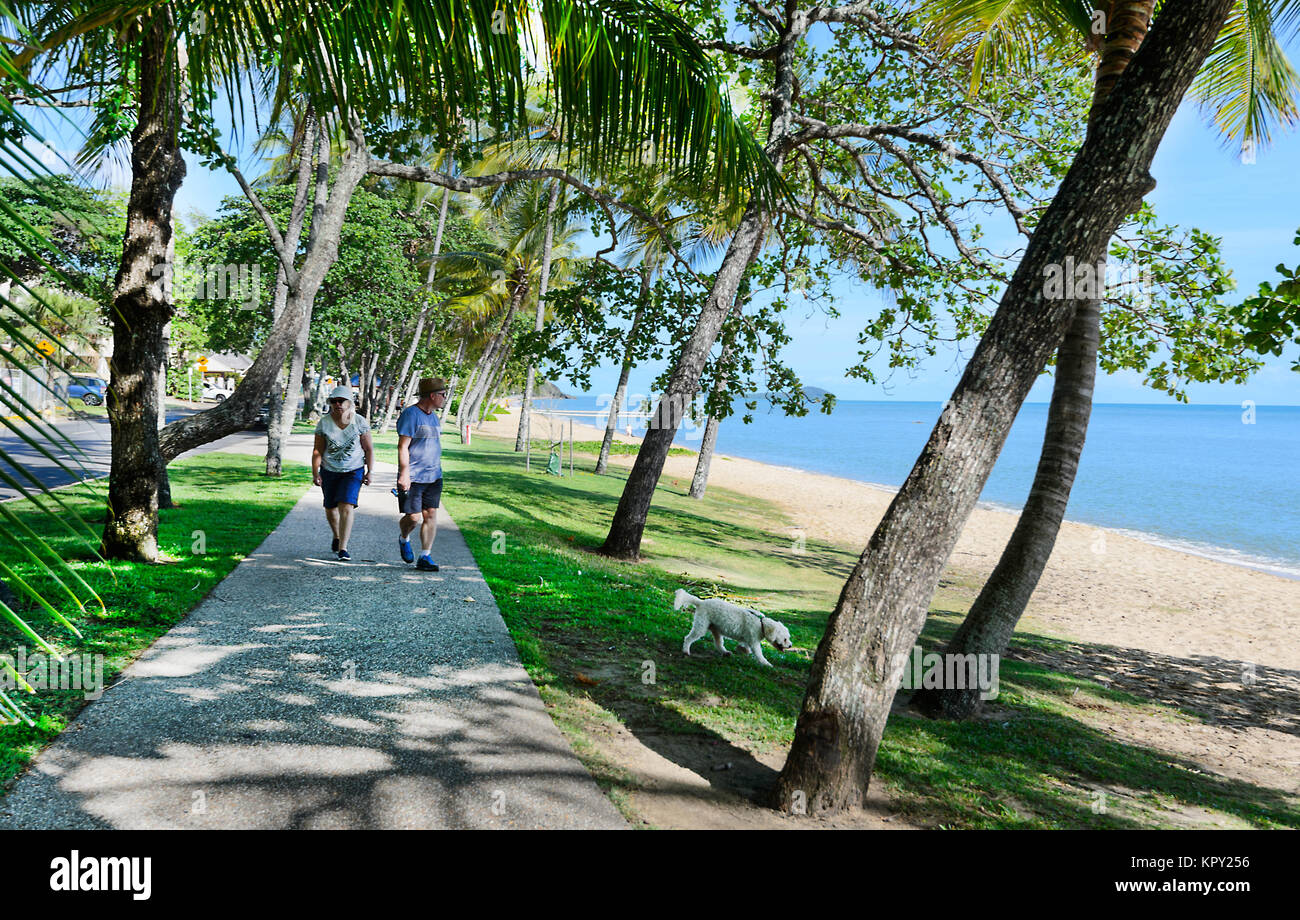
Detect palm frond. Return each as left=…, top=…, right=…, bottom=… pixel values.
left=920, top=0, right=1096, bottom=92
left=1191, top=0, right=1300, bottom=149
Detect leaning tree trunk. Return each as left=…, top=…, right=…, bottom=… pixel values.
left=596, top=266, right=651, bottom=475
left=913, top=299, right=1100, bottom=720
left=159, top=124, right=372, bottom=464
left=599, top=20, right=797, bottom=558
left=439, top=335, right=468, bottom=425
left=267, top=115, right=322, bottom=476
left=101, top=13, right=185, bottom=561
left=599, top=201, right=768, bottom=559
left=516, top=183, right=560, bottom=451
left=911, top=1, right=1151, bottom=722
left=478, top=342, right=512, bottom=428
left=773, top=0, right=1235, bottom=815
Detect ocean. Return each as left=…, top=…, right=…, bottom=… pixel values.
left=530, top=397, right=1300, bottom=578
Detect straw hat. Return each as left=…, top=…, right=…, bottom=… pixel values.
left=417, top=377, right=449, bottom=396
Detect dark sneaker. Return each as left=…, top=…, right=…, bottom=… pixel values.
left=337, top=549, right=350, bottom=561
left=399, top=539, right=414, bottom=564
left=332, top=537, right=340, bottom=552
left=416, top=556, right=439, bottom=572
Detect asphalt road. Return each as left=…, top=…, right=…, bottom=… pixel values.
left=0, top=404, right=253, bottom=501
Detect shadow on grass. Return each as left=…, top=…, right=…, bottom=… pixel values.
left=447, top=437, right=1300, bottom=828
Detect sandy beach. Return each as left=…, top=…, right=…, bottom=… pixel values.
left=480, top=403, right=1300, bottom=676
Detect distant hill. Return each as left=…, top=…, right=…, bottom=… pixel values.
left=535, top=380, right=572, bottom=399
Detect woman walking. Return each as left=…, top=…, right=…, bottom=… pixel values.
left=311, top=385, right=375, bottom=561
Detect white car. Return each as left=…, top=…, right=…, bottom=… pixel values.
left=202, top=381, right=232, bottom=402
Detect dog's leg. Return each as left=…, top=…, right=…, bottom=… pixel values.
left=750, top=644, right=773, bottom=667
left=709, top=625, right=731, bottom=656
left=682, top=612, right=709, bottom=656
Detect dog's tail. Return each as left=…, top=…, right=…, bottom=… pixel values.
left=673, top=589, right=699, bottom=611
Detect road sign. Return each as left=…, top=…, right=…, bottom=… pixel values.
left=197, top=355, right=209, bottom=368
left=35, top=339, right=55, bottom=357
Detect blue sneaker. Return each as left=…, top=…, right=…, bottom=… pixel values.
left=399, top=539, right=414, bottom=564
left=416, top=555, right=439, bottom=572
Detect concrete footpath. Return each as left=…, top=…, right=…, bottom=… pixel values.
left=0, top=433, right=625, bottom=829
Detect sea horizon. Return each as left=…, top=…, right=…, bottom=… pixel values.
left=530, top=396, right=1300, bottom=581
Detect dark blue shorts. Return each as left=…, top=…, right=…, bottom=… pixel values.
left=321, top=467, right=364, bottom=509
left=406, top=479, right=443, bottom=514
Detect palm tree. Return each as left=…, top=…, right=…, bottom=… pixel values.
left=515, top=181, right=562, bottom=451
left=377, top=140, right=461, bottom=434
left=11, top=0, right=774, bottom=561
left=910, top=0, right=1300, bottom=720
left=448, top=184, right=581, bottom=432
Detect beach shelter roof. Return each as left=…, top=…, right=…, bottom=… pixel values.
left=200, top=352, right=253, bottom=374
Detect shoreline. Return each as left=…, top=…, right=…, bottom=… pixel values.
left=478, top=403, right=1300, bottom=674
left=511, top=401, right=1300, bottom=583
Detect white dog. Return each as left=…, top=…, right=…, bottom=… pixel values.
left=675, top=589, right=793, bottom=667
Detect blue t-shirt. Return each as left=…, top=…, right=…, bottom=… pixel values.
left=397, top=404, right=442, bottom=483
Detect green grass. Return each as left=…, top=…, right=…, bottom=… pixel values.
left=439, top=435, right=1299, bottom=829
left=0, top=453, right=311, bottom=792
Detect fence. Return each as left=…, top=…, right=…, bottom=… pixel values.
left=0, top=360, right=61, bottom=418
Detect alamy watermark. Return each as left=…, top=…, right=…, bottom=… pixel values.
left=595, top=391, right=709, bottom=440
left=899, top=646, right=1000, bottom=700
left=0, top=646, right=104, bottom=707
left=1042, top=257, right=1154, bottom=310
left=151, top=259, right=261, bottom=311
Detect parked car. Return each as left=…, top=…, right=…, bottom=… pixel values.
left=249, top=394, right=303, bottom=430
left=65, top=375, right=108, bottom=406
left=202, top=380, right=231, bottom=402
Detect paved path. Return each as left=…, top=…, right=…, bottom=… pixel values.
left=0, top=435, right=625, bottom=829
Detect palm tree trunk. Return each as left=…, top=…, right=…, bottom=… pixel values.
left=382, top=187, right=451, bottom=432
left=440, top=335, right=467, bottom=425
left=596, top=267, right=650, bottom=475
left=913, top=299, right=1100, bottom=719
left=773, top=0, right=1234, bottom=815
left=479, top=343, right=512, bottom=428
left=911, top=0, right=1151, bottom=721
left=462, top=277, right=526, bottom=429
left=689, top=338, right=734, bottom=500
left=101, top=12, right=185, bottom=561
left=599, top=14, right=800, bottom=559
left=516, top=183, right=560, bottom=451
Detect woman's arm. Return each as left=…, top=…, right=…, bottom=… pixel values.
left=360, top=431, right=374, bottom=485
left=312, top=433, right=326, bottom=485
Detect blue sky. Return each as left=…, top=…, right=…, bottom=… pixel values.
left=30, top=55, right=1300, bottom=408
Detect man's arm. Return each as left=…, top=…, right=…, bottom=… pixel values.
left=397, top=435, right=411, bottom=490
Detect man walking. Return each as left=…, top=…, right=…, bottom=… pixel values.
left=397, top=377, right=449, bottom=571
